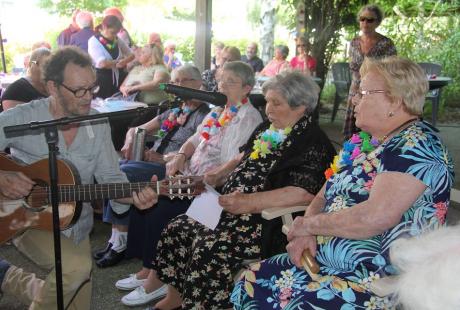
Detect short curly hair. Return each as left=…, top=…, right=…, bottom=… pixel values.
left=42, top=46, right=94, bottom=85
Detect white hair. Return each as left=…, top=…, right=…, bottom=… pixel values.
left=76, top=11, right=93, bottom=29
left=390, top=225, right=460, bottom=310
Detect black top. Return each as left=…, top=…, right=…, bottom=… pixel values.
left=1, top=78, right=47, bottom=106
left=225, top=115, right=336, bottom=195
left=222, top=115, right=337, bottom=257
left=242, top=55, right=265, bottom=73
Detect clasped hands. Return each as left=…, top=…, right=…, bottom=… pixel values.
left=286, top=216, right=318, bottom=269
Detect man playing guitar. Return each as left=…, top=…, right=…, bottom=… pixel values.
left=0, top=47, right=159, bottom=309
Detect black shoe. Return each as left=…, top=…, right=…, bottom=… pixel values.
left=93, top=242, right=113, bottom=260
left=95, top=249, right=125, bottom=268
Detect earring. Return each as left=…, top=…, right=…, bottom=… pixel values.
left=388, top=111, right=394, bottom=117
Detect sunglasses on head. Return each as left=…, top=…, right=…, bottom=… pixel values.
left=359, top=17, right=376, bottom=23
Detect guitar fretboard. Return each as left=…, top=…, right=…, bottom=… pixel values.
left=57, top=182, right=157, bottom=202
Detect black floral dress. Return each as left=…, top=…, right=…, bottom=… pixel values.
left=153, top=116, right=336, bottom=309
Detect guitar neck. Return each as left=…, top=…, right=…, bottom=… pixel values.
left=58, top=182, right=158, bottom=202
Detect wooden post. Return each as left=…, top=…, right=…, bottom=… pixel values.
left=194, top=0, right=212, bottom=72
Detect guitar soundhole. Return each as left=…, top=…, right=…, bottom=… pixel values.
left=27, top=179, right=50, bottom=209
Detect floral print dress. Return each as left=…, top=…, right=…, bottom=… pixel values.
left=153, top=116, right=334, bottom=309
left=232, top=121, right=454, bottom=310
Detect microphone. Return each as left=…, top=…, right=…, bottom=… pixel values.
left=159, top=83, right=227, bottom=106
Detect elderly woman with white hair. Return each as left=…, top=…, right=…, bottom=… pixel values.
left=132, top=70, right=336, bottom=309
left=232, top=56, right=454, bottom=309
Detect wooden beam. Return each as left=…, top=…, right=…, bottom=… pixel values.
left=194, top=0, right=212, bottom=72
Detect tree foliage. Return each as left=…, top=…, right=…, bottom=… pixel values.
left=37, top=0, right=128, bottom=16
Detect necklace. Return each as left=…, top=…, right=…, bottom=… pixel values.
left=98, top=35, right=117, bottom=50
left=201, top=98, right=248, bottom=140
left=325, top=131, right=379, bottom=180
left=156, top=107, right=191, bottom=138
left=377, top=118, right=419, bottom=144
left=324, top=119, right=419, bottom=180
left=250, top=125, right=292, bottom=160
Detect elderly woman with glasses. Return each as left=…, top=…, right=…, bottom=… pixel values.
left=116, top=61, right=263, bottom=308
left=343, top=4, right=397, bottom=140
left=1, top=48, right=51, bottom=111
left=93, top=65, right=210, bottom=271
left=232, top=57, right=454, bottom=310
left=132, top=70, right=336, bottom=309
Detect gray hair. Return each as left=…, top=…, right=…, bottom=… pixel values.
left=76, top=11, right=93, bottom=29
left=276, top=45, right=290, bottom=59
left=262, top=70, right=319, bottom=113
left=172, top=64, right=202, bottom=81
left=30, top=47, right=51, bottom=64
left=222, top=61, right=255, bottom=87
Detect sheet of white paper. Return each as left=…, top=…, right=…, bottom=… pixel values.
left=186, top=184, right=223, bottom=230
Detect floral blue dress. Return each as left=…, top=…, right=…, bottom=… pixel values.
left=232, top=121, right=454, bottom=310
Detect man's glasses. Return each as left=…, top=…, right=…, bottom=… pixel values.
left=59, top=83, right=100, bottom=98
left=359, top=17, right=376, bottom=23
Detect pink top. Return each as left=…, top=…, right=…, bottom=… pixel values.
left=290, top=55, right=317, bottom=72
left=260, top=60, right=289, bottom=77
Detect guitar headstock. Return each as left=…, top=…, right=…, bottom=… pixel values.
left=159, top=175, right=205, bottom=199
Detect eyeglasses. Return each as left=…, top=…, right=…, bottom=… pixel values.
left=296, top=44, right=306, bottom=48
left=171, top=78, right=195, bottom=85
left=216, top=79, right=241, bottom=87
left=59, top=82, right=100, bottom=98
left=354, top=89, right=386, bottom=100
left=359, top=17, right=376, bottom=23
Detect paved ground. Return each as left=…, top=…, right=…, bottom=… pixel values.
left=1, top=109, right=459, bottom=309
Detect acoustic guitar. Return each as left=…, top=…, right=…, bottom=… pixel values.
left=0, top=154, right=204, bottom=244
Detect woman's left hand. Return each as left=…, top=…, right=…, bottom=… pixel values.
left=219, top=191, right=254, bottom=214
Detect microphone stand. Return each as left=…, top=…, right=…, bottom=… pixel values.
left=3, top=106, right=157, bottom=310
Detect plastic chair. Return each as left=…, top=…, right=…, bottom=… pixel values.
left=418, top=62, right=442, bottom=126
left=331, top=62, right=351, bottom=122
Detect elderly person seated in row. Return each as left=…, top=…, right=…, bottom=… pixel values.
left=93, top=64, right=210, bottom=269
left=115, top=61, right=263, bottom=307
left=163, top=40, right=182, bottom=71
left=232, top=57, right=454, bottom=309
left=259, top=45, right=290, bottom=77
left=1, top=48, right=51, bottom=111
left=133, top=71, right=336, bottom=309
left=119, top=44, right=169, bottom=105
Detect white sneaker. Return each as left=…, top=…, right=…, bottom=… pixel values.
left=115, top=274, right=147, bottom=291
left=121, top=285, right=167, bottom=306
